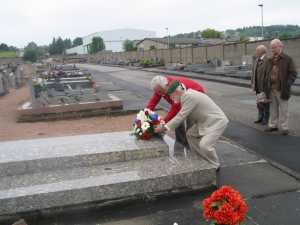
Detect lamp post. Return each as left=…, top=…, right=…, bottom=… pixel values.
left=165, top=27, right=170, bottom=48
left=258, top=3, right=264, bottom=39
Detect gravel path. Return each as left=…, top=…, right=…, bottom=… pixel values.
left=0, top=86, right=152, bottom=141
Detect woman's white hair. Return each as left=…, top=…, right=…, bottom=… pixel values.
left=256, top=45, right=267, bottom=54
left=151, top=75, right=168, bottom=90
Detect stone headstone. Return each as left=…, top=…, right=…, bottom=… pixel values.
left=0, top=73, right=5, bottom=96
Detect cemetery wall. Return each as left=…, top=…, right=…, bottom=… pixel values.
left=63, top=37, right=300, bottom=68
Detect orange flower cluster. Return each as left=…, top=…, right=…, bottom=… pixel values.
left=202, top=185, right=248, bottom=225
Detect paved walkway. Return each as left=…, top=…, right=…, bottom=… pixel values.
left=81, top=64, right=300, bottom=176
left=225, top=120, right=300, bottom=178
left=73, top=64, right=300, bottom=225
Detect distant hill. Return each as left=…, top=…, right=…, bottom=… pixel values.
left=170, top=25, right=300, bottom=40
left=170, top=31, right=202, bottom=39
left=233, top=25, right=300, bottom=39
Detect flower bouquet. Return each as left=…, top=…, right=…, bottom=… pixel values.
left=133, top=109, right=162, bottom=140
left=202, top=185, right=248, bottom=225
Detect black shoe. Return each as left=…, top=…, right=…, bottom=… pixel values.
left=216, top=167, right=220, bottom=172
left=261, top=120, right=268, bottom=125
left=264, top=127, right=278, bottom=132
left=281, top=130, right=289, bottom=136
left=254, top=119, right=263, bottom=124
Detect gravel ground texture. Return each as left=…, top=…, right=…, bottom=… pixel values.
left=0, top=86, right=166, bottom=141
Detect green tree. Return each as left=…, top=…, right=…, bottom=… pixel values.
left=26, top=42, right=38, bottom=50
left=0, top=43, right=10, bottom=51
left=48, top=37, right=66, bottom=55
left=123, top=39, right=137, bottom=51
left=279, top=32, right=292, bottom=39
left=23, top=49, right=38, bottom=62
left=234, top=25, right=300, bottom=39
left=72, top=37, right=83, bottom=47
left=64, top=38, right=72, bottom=49
left=8, top=46, right=18, bottom=51
left=224, top=30, right=240, bottom=41
left=172, top=31, right=201, bottom=39
left=201, top=28, right=223, bottom=39
left=23, top=42, right=39, bottom=62
left=49, top=38, right=57, bottom=55
left=55, top=37, right=65, bottom=54
left=0, top=43, right=18, bottom=52
left=89, top=36, right=105, bottom=54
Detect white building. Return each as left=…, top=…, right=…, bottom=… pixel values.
left=66, top=28, right=156, bottom=54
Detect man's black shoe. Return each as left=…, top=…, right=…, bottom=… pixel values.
left=281, top=130, right=289, bottom=136
left=254, top=119, right=263, bottom=124
left=264, top=127, right=278, bottom=132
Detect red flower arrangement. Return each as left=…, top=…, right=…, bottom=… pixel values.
left=202, top=185, right=248, bottom=225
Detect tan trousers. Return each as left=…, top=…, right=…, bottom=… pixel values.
left=269, top=90, right=289, bottom=130
left=186, top=122, right=227, bottom=168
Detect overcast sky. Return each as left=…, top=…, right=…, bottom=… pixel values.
left=1, top=0, right=300, bottom=47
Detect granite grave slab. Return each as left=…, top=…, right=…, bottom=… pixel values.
left=0, top=132, right=216, bottom=219
left=0, top=132, right=168, bottom=177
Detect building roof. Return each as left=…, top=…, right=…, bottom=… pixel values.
left=198, top=38, right=226, bottom=46
left=136, top=37, right=225, bottom=46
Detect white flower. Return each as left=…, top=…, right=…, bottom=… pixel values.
left=141, top=122, right=150, bottom=132
left=137, top=111, right=147, bottom=122
left=136, top=128, right=141, bottom=134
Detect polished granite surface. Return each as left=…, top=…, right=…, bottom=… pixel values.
left=0, top=132, right=169, bottom=176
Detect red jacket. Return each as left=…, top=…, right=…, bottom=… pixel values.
left=146, top=75, right=206, bottom=122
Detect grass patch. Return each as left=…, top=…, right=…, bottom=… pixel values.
left=0, top=51, right=18, bottom=58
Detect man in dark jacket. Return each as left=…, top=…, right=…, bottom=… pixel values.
left=251, top=45, right=269, bottom=125
left=263, top=39, right=298, bottom=135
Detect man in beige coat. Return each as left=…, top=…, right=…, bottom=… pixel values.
left=155, top=80, right=229, bottom=169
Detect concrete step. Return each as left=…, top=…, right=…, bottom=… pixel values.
left=0, top=150, right=216, bottom=218
left=0, top=132, right=169, bottom=177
